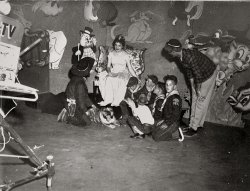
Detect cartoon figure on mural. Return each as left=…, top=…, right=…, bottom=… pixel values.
left=168, top=1, right=204, bottom=27
left=84, top=0, right=98, bottom=22
left=126, top=11, right=152, bottom=43
left=84, top=0, right=118, bottom=28
left=179, top=28, right=250, bottom=88
left=111, top=10, right=164, bottom=44
left=0, top=0, right=11, bottom=15
left=215, top=41, right=250, bottom=87
left=197, top=36, right=250, bottom=88
left=94, top=1, right=118, bottom=28
left=185, top=1, right=204, bottom=26
left=47, top=30, right=67, bottom=69
left=32, top=0, right=63, bottom=16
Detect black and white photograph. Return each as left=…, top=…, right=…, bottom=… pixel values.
left=0, top=0, right=250, bottom=190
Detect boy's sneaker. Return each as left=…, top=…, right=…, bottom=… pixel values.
left=57, top=108, right=68, bottom=122
left=183, top=128, right=197, bottom=137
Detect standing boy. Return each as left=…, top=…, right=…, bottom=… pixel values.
left=164, top=39, right=217, bottom=137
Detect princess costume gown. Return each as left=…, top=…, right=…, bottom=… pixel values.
left=98, top=50, right=131, bottom=106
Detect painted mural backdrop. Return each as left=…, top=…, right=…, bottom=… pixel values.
left=84, top=0, right=118, bottom=28
left=32, top=0, right=63, bottom=16
left=110, top=9, right=164, bottom=44
left=168, top=1, right=204, bottom=26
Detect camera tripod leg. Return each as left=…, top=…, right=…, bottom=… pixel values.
left=0, top=116, right=55, bottom=191
left=46, top=155, right=55, bottom=191
left=0, top=117, right=43, bottom=166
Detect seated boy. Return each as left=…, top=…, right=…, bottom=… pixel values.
left=134, top=75, right=158, bottom=106
left=119, top=76, right=141, bottom=124
left=152, top=75, right=182, bottom=141
left=151, top=82, right=166, bottom=123
left=126, top=94, right=155, bottom=139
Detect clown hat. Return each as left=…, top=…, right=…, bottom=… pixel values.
left=80, top=27, right=94, bottom=37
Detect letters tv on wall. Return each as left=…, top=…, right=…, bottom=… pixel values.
left=0, top=15, right=24, bottom=83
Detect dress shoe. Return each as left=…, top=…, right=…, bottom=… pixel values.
left=183, top=128, right=197, bottom=137
left=197, top=126, right=203, bottom=130
left=182, top=126, right=203, bottom=133
left=98, top=101, right=110, bottom=106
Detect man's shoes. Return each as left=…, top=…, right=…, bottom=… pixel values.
left=130, top=133, right=145, bottom=139
left=182, top=126, right=203, bottom=133
left=183, top=128, right=197, bottom=137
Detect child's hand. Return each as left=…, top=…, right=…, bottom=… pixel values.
left=75, top=50, right=81, bottom=56
left=126, top=98, right=132, bottom=104
left=126, top=98, right=135, bottom=108
left=156, top=120, right=164, bottom=126
left=92, top=37, right=97, bottom=45
left=108, top=73, right=118, bottom=77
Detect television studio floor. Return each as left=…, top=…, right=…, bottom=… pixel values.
left=0, top=101, right=250, bottom=191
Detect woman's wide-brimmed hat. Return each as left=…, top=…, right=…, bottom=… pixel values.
left=70, top=57, right=95, bottom=77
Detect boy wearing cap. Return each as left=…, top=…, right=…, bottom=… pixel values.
left=71, top=27, right=97, bottom=71
left=152, top=75, right=182, bottom=141
left=127, top=93, right=155, bottom=139
left=164, top=39, right=218, bottom=137
left=119, top=76, right=141, bottom=124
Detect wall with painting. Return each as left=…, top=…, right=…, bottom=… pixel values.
left=3, top=0, right=250, bottom=127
